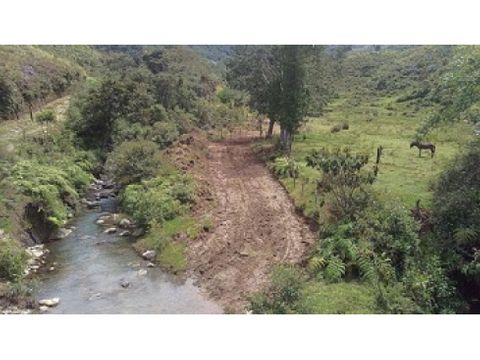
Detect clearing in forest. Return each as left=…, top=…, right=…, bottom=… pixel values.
left=187, top=134, right=316, bottom=311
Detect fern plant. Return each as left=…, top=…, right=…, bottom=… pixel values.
left=324, top=255, right=346, bottom=282
left=453, top=226, right=478, bottom=246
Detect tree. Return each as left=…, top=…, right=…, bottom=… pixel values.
left=106, top=140, right=161, bottom=186
left=269, top=46, right=311, bottom=152
left=226, top=46, right=278, bottom=137
left=0, top=76, right=22, bottom=120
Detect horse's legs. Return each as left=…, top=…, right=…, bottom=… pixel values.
left=418, top=148, right=421, bottom=157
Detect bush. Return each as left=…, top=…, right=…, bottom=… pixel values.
left=330, top=124, right=342, bottom=133
left=249, top=265, right=307, bottom=314
left=431, top=138, right=480, bottom=309
left=35, top=109, right=56, bottom=124
left=106, top=140, right=161, bottom=186
left=0, top=237, right=26, bottom=282
left=306, top=147, right=375, bottom=221
left=11, top=159, right=91, bottom=227
left=341, top=121, right=349, bottom=130
left=355, top=202, right=420, bottom=277
left=121, top=174, right=195, bottom=228
left=151, top=121, right=179, bottom=148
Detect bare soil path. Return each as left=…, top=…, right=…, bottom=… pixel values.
left=187, top=134, right=316, bottom=312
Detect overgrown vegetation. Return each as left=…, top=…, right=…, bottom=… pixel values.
left=244, top=45, right=476, bottom=314
left=0, top=46, right=86, bottom=120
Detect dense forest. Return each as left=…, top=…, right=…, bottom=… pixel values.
left=0, top=45, right=479, bottom=314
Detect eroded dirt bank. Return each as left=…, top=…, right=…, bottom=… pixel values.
left=186, top=134, right=316, bottom=311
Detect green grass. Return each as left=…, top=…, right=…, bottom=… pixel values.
left=158, top=242, right=187, bottom=273
left=298, top=281, right=377, bottom=314
left=279, top=95, right=473, bottom=216
left=134, top=215, right=210, bottom=273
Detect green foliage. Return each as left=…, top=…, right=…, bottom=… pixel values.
left=0, top=236, right=27, bottom=282
left=297, top=281, right=377, bottom=314
left=67, top=76, right=155, bottom=149
left=431, top=138, right=480, bottom=309
left=306, top=147, right=375, bottom=221
left=158, top=242, right=187, bottom=273
left=249, top=265, right=307, bottom=314
left=121, top=174, right=194, bottom=228
left=0, top=45, right=84, bottom=119
left=106, top=140, right=162, bottom=186
left=217, top=87, right=249, bottom=107
left=151, top=121, right=180, bottom=148
left=226, top=46, right=277, bottom=116
left=10, top=159, right=92, bottom=227
left=323, top=255, right=347, bottom=282
left=35, top=109, right=55, bottom=124
left=355, top=202, right=420, bottom=277
left=270, top=157, right=300, bottom=179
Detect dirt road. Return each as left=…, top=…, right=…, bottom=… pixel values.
left=187, top=135, right=316, bottom=312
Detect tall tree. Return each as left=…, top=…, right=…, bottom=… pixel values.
left=270, top=46, right=310, bottom=152
left=226, top=46, right=278, bottom=137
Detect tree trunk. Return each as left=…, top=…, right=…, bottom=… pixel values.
left=280, top=126, right=293, bottom=154
left=266, top=118, right=275, bottom=138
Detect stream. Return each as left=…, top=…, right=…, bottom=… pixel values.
left=35, top=199, right=222, bottom=314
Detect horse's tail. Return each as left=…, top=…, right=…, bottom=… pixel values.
left=431, top=144, right=436, bottom=157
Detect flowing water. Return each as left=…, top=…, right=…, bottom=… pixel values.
left=36, top=199, right=222, bottom=314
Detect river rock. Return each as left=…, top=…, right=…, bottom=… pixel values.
left=39, top=298, right=60, bottom=307
left=88, top=292, right=102, bottom=301
left=131, top=228, right=144, bottom=237
left=39, top=305, right=49, bottom=312
left=82, top=199, right=99, bottom=209
left=119, top=218, right=132, bottom=229
left=49, top=228, right=73, bottom=241
left=137, top=269, right=148, bottom=276
left=146, top=262, right=155, bottom=268
left=142, top=250, right=156, bottom=261
left=104, top=227, right=117, bottom=234
left=119, top=279, right=130, bottom=288
left=119, top=230, right=131, bottom=237
left=96, top=219, right=105, bottom=225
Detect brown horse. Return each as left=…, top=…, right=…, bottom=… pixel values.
left=410, top=140, right=436, bottom=158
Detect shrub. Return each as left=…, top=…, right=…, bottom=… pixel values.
left=330, top=124, right=341, bottom=133
left=341, top=121, right=349, bottom=130
left=151, top=121, right=180, bottom=148
left=306, top=147, right=375, bottom=221
left=249, top=265, right=306, bottom=314
left=355, top=202, right=420, bottom=277
left=121, top=174, right=195, bottom=228
left=431, top=138, right=480, bottom=309
left=11, top=159, right=90, bottom=227
left=35, top=109, right=56, bottom=124
left=106, top=140, right=161, bottom=186
left=0, top=236, right=26, bottom=282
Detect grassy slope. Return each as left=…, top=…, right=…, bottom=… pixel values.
left=286, top=95, right=473, bottom=214
left=258, top=46, right=475, bottom=313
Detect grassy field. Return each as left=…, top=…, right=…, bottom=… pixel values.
left=277, top=94, right=474, bottom=218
